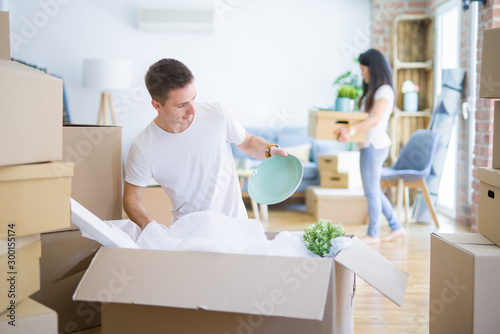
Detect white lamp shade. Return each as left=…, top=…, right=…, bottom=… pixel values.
left=82, top=59, right=131, bottom=91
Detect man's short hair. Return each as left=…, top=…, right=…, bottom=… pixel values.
left=145, top=58, right=194, bottom=104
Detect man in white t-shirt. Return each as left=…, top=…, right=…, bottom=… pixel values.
left=124, top=58, right=287, bottom=229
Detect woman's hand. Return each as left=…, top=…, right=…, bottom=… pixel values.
left=334, top=127, right=351, bottom=143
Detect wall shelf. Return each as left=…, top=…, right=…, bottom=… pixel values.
left=389, top=14, right=434, bottom=164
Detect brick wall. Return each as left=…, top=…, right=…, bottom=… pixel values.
left=371, top=0, right=500, bottom=229
left=371, top=0, right=428, bottom=59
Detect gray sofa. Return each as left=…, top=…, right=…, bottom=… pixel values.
left=232, top=126, right=348, bottom=195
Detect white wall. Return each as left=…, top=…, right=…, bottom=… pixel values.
left=8, top=0, right=371, bottom=158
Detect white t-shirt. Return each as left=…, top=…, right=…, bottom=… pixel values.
left=125, top=101, right=248, bottom=223
left=359, top=84, right=394, bottom=149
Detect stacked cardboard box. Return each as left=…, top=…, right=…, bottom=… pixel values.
left=30, top=106, right=123, bottom=334
left=305, top=186, right=368, bottom=224
left=429, top=27, right=500, bottom=333
left=317, top=152, right=362, bottom=189
left=305, top=152, right=367, bottom=224
left=0, top=11, right=73, bottom=334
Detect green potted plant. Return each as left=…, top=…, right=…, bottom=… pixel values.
left=332, top=70, right=362, bottom=112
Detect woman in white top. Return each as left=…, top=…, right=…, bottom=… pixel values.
left=335, top=49, right=405, bottom=244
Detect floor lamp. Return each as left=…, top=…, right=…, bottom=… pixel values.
left=82, top=59, right=131, bottom=125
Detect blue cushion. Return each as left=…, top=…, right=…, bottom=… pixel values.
left=301, top=161, right=319, bottom=180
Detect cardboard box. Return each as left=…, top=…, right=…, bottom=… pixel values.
left=0, top=60, right=63, bottom=167
left=308, top=110, right=368, bottom=143
left=0, top=11, right=9, bottom=60
left=479, top=27, right=500, bottom=99
left=63, top=125, right=123, bottom=222
left=142, top=186, right=174, bottom=226
left=0, top=162, right=73, bottom=239
left=30, top=230, right=102, bottom=334
left=0, top=235, right=41, bottom=311
left=0, top=298, right=57, bottom=334
left=430, top=233, right=500, bottom=333
left=493, top=101, right=500, bottom=169
left=306, top=186, right=368, bottom=224
left=478, top=167, right=500, bottom=246
left=318, top=152, right=360, bottom=173
left=320, top=170, right=362, bottom=189
left=73, top=235, right=407, bottom=334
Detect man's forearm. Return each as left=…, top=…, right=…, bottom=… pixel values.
left=244, top=135, right=269, bottom=159
left=123, top=199, right=155, bottom=230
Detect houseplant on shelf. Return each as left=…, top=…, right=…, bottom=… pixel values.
left=332, top=70, right=362, bottom=112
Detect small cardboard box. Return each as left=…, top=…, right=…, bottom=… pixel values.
left=30, top=230, right=102, bottom=334
left=63, top=125, right=123, bottom=222
left=318, top=152, right=360, bottom=173
left=478, top=167, right=500, bottom=246
left=0, top=162, right=73, bottom=239
left=0, top=298, right=57, bottom=334
left=0, top=11, right=9, bottom=60
left=308, top=110, right=368, bottom=143
left=0, top=235, right=41, bottom=312
left=430, top=233, right=500, bottom=333
left=0, top=59, right=63, bottom=167
left=320, top=171, right=362, bottom=189
left=479, top=27, right=500, bottom=99
left=493, top=102, right=500, bottom=169
left=73, top=237, right=407, bottom=334
left=305, top=186, right=368, bottom=224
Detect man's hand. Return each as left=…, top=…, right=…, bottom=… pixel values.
left=270, top=145, right=288, bottom=157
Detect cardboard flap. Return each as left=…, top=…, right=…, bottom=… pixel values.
left=74, top=247, right=334, bottom=321
left=334, top=236, right=408, bottom=306
left=70, top=198, right=140, bottom=249
left=52, top=249, right=99, bottom=284
left=433, top=232, right=495, bottom=245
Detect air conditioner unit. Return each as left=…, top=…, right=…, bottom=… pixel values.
left=137, top=6, right=214, bottom=33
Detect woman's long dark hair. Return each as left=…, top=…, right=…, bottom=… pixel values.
left=357, top=49, right=394, bottom=112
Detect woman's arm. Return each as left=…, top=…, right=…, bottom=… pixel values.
left=335, top=97, right=389, bottom=142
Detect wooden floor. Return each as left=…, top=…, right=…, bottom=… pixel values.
left=75, top=202, right=470, bottom=334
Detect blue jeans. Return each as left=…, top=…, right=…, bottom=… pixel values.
left=360, top=145, right=403, bottom=237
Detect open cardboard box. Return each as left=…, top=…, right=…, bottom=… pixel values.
left=70, top=199, right=408, bottom=334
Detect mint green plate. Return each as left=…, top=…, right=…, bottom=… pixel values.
left=248, top=155, right=304, bottom=205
